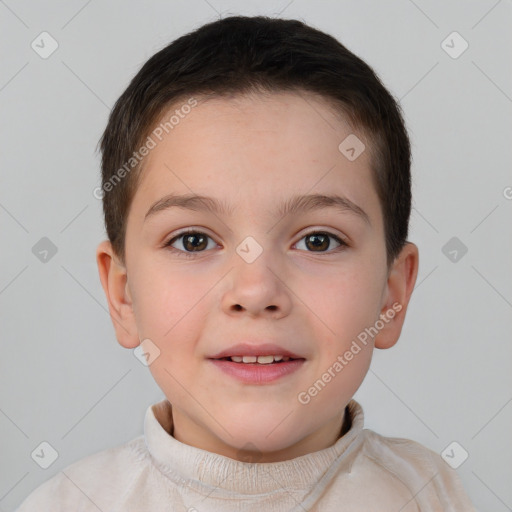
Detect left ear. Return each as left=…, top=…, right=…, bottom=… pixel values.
left=374, top=242, right=419, bottom=350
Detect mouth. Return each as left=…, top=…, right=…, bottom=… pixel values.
left=213, top=355, right=304, bottom=364
left=207, top=343, right=306, bottom=383
left=208, top=342, right=305, bottom=361
left=208, top=349, right=306, bottom=384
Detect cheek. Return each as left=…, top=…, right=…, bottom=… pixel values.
left=305, top=266, right=383, bottom=337
left=130, top=260, right=210, bottom=341
left=136, top=267, right=207, bottom=398
left=322, top=347, right=373, bottom=406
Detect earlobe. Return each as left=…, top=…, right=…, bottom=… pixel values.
left=374, top=243, right=419, bottom=350
left=95, top=240, right=140, bottom=349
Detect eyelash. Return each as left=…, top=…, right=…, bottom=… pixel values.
left=163, top=229, right=348, bottom=258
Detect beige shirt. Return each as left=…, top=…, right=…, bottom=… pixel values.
left=16, top=398, right=476, bottom=511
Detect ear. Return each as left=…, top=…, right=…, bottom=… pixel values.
left=374, top=242, right=419, bottom=350
left=96, top=240, right=140, bottom=349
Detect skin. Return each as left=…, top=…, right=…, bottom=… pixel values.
left=96, top=91, right=419, bottom=463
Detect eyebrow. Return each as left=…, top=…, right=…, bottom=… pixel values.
left=144, top=193, right=371, bottom=225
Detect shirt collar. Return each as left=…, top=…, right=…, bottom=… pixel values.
left=144, top=397, right=365, bottom=496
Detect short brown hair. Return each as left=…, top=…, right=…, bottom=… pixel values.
left=99, top=15, right=412, bottom=268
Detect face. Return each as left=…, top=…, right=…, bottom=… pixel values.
left=97, top=91, right=418, bottom=462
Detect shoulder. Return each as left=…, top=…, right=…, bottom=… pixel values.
left=15, top=436, right=150, bottom=512
left=358, top=429, right=476, bottom=511
left=361, top=428, right=453, bottom=476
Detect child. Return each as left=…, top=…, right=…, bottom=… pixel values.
left=17, top=15, right=476, bottom=511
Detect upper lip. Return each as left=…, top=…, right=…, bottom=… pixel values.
left=208, top=343, right=305, bottom=359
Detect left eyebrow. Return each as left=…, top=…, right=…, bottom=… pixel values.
left=144, top=193, right=371, bottom=226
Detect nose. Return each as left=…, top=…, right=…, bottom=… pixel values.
left=221, top=251, right=292, bottom=318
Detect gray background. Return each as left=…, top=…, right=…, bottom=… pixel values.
left=1, top=1, right=511, bottom=510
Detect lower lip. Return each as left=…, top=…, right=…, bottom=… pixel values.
left=208, top=358, right=305, bottom=384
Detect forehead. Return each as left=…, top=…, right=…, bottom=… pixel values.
left=130, top=91, right=381, bottom=227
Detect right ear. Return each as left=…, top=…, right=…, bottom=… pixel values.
left=96, top=240, right=140, bottom=349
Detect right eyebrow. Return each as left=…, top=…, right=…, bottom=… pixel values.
left=145, top=194, right=235, bottom=220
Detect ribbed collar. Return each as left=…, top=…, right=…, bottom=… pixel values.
left=144, top=397, right=365, bottom=497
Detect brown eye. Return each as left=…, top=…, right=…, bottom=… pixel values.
left=306, top=233, right=329, bottom=251
left=295, top=231, right=345, bottom=253
left=182, top=233, right=208, bottom=251
left=165, top=231, right=215, bottom=256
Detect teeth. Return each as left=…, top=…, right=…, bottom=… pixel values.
left=252, top=355, right=273, bottom=364
left=229, top=355, right=290, bottom=364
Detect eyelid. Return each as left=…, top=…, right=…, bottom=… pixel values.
left=163, top=230, right=219, bottom=259
left=165, top=227, right=213, bottom=239
left=163, top=228, right=219, bottom=249
left=295, top=226, right=350, bottom=245
left=292, top=230, right=348, bottom=253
